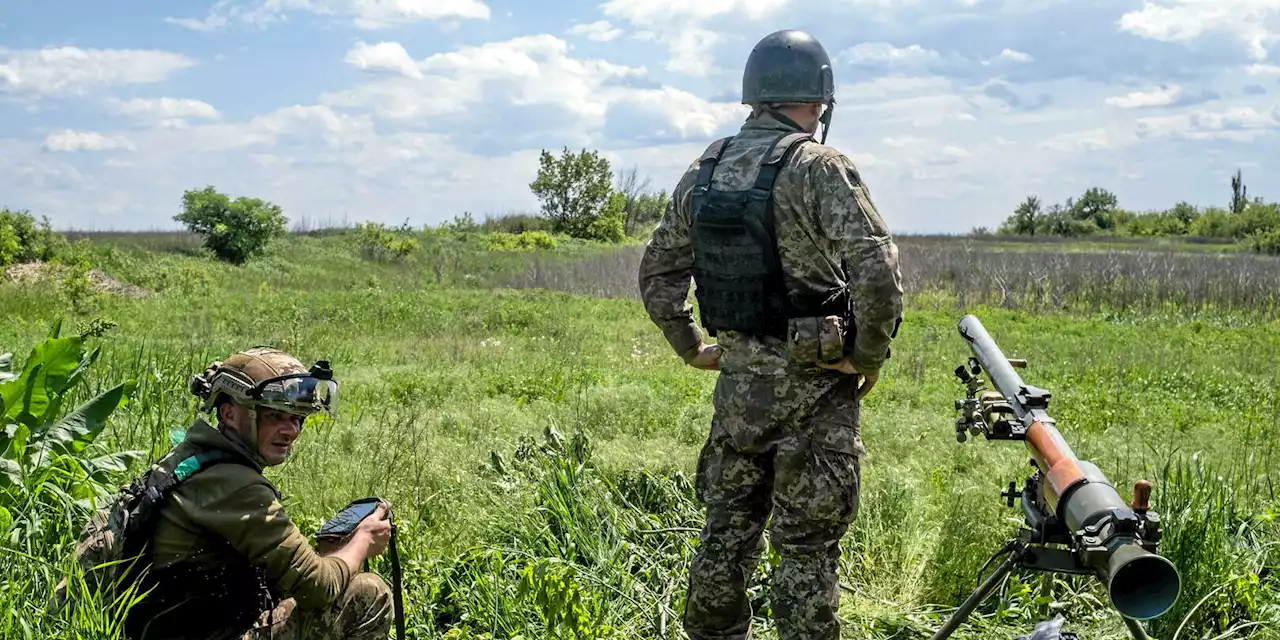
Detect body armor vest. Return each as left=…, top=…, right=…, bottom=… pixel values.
left=691, top=130, right=849, bottom=338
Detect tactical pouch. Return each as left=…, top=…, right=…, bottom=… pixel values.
left=787, top=315, right=845, bottom=365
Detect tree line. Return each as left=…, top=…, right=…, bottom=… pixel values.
left=991, top=170, right=1280, bottom=254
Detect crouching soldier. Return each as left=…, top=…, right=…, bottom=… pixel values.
left=63, top=347, right=394, bottom=640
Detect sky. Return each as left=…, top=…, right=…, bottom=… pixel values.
left=2, top=0, right=1279, bottom=234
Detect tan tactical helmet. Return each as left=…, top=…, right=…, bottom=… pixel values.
left=189, top=347, right=338, bottom=440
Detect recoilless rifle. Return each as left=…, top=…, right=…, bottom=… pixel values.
left=932, top=315, right=1181, bottom=640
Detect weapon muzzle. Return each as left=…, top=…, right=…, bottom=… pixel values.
left=1103, top=541, right=1181, bottom=621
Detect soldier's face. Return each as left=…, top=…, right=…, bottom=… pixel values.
left=256, top=408, right=305, bottom=465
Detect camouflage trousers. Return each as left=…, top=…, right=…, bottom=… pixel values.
left=685, top=371, right=865, bottom=640
left=242, top=573, right=393, bottom=640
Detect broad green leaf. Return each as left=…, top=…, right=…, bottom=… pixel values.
left=28, top=380, right=136, bottom=465
left=2, top=333, right=85, bottom=427
left=39, top=345, right=102, bottom=426
left=0, top=505, right=10, bottom=534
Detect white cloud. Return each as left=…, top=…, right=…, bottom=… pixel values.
left=599, top=0, right=787, bottom=24
left=567, top=20, right=624, bottom=42
left=166, top=0, right=491, bottom=32
left=344, top=41, right=424, bottom=78
left=1135, top=105, right=1280, bottom=140
left=989, top=48, right=1034, bottom=63
left=599, top=0, right=788, bottom=76
left=42, top=130, right=136, bottom=152
left=0, top=46, right=196, bottom=97
left=1118, top=0, right=1280, bottom=60
left=1247, top=63, right=1280, bottom=75
left=842, top=42, right=944, bottom=66
left=1106, top=85, right=1183, bottom=108
left=106, top=97, right=221, bottom=120
left=323, top=35, right=745, bottom=140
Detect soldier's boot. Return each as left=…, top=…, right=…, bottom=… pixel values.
left=246, top=572, right=393, bottom=640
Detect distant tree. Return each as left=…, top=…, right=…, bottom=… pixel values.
left=174, top=186, right=288, bottom=265
left=614, top=165, right=653, bottom=236
left=1231, top=169, right=1248, bottom=214
left=529, top=147, right=615, bottom=241
left=1069, top=187, right=1119, bottom=230
left=999, top=195, right=1042, bottom=235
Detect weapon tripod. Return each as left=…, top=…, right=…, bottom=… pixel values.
left=930, top=476, right=1153, bottom=640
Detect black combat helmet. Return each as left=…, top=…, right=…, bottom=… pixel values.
left=741, top=29, right=836, bottom=141
left=742, top=29, right=834, bottom=105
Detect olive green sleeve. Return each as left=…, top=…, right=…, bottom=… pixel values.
left=187, top=477, right=354, bottom=609
left=810, top=153, right=904, bottom=377
left=638, top=174, right=704, bottom=363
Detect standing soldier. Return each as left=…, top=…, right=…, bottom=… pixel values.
left=638, top=29, right=904, bottom=640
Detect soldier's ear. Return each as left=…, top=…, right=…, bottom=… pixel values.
left=217, top=401, right=239, bottom=428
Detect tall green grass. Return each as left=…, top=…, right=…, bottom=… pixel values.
left=1, top=231, right=1277, bottom=639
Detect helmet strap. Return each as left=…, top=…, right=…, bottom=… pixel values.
left=247, top=406, right=260, bottom=446
left=819, top=103, right=834, bottom=145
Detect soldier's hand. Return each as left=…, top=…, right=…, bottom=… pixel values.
left=687, top=343, right=722, bottom=371
left=816, top=359, right=879, bottom=401
left=354, top=502, right=393, bottom=559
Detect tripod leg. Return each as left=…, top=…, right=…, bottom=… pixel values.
left=931, top=549, right=1022, bottom=640
left=1121, top=616, right=1150, bottom=640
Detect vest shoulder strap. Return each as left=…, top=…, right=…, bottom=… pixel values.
left=752, top=131, right=813, bottom=193
left=694, top=136, right=733, bottom=189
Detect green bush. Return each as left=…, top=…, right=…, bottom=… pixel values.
left=481, top=213, right=553, bottom=234
left=584, top=193, right=626, bottom=244
left=480, top=231, right=559, bottom=252
left=355, top=222, right=422, bottom=262
left=173, top=186, right=288, bottom=265
left=0, top=209, right=69, bottom=267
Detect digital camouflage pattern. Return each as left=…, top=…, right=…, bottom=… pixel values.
left=638, top=113, right=903, bottom=640
left=243, top=573, right=393, bottom=640
left=689, top=372, right=865, bottom=640
left=639, top=115, right=903, bottom=378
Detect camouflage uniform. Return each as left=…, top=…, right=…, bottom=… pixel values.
left=124, top=417, right=393, bottom=640
left=118, top=347, right=393, bottom=640
left=638, top=113, right=903, bottom=639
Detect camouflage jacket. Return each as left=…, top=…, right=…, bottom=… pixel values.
left=638, top=115, right=904, bottom=377
left=126, top=418, right=355, bottom=638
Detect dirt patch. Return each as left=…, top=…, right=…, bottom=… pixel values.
left=3, top=261, right=152, bottom=298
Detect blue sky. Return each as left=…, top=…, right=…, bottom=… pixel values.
left=2, top=0, right=1278, bottom=233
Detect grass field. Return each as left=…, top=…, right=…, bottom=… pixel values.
left=2, top=230, right=1278, bottom=640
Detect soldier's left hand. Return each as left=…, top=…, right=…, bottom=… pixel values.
left=688, top=343, right=723, bottom=371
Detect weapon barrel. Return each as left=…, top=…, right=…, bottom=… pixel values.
left=958, top=314, right=1087, bottom=514
left=956, top=314, right=1181, bottom=621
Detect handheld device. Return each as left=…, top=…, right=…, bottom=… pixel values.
left=316, top=497, right=384, bottom=542
left=316, top=497, right=405, bottom=640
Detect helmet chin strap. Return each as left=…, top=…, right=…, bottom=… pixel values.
left=819, top=103, right=834, bottom=145
left=766, top=103, right=834, bottom=144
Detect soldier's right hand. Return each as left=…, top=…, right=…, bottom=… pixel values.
left=354, top=502, right=393, bottom=559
